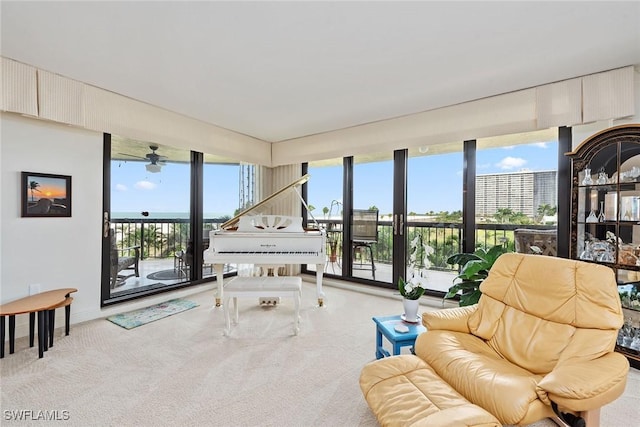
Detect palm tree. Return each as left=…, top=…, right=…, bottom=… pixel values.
left=536, top=203, right=557, bottom=223
left=28, top=181, right=41, bottom=202
left=494, top=208, right=515, bottom=224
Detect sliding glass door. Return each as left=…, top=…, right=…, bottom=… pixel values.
left=106, top=136, right=193, bottom=301
left=406, top=142, right=463, bottom=295
left=351, top=153, right=395, bottom=282
left=305, top=158, right=344, bottom=276
left=102, top=134, right=252, bottom=305
left=302, top=128, right=565, bottom=297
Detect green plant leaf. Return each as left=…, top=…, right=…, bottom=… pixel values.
left=446, top=252, right=481, bottom=267
left=444, top=244, right=510, bottom=306
left=459, top=290, right=482, bottom=306
left=458, top=259, right=488, bottom=279
left=444, top=284, right=463, bottom=299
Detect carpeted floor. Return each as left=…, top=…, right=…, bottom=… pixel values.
left=1, top=281, right=638, bottom=426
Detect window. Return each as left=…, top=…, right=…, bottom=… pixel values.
left=475, top=129, right=559, bottom=255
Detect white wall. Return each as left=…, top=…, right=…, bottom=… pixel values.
left=1, top=113, right=102, bottom=334
left=1, top=113, right=212, bottom=339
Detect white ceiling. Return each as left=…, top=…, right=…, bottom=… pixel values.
left=2, top=1, right=640, bottom=143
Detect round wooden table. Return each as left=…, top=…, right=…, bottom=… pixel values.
left=0, top=288, right=77, bottom=359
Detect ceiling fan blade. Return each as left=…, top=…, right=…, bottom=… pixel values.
left=118, top=152, right=147, bottom=161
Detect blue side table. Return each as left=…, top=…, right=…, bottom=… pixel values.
left=373, top=315, right=426, bottom=359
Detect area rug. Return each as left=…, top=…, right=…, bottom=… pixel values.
left=106, top=298, right=199, bottom=329
left=146, top=269, right=185, bottom=281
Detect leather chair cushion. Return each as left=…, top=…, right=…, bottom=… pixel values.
left=469, top=253, right=623, bottom=373
left=360, top=355, right=501, bottom=427
left=415, top=330, right=555, bottom=425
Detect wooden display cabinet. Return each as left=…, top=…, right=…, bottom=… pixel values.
left=567, top=124, right=640, bottom=368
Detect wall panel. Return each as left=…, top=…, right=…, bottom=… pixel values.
left=0, top=58, right=38, bottom=116
left=583, top=66, right=635, bottom=123
left=38, top=70, right=85, bottom=126
left=536, top=78, right=582, bottom=128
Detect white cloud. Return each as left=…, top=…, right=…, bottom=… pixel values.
left=115, top=183, right=128, bottom=191
left=134, top=180, right=157, bottom=190
left=501, top=145, right=515, bottom=150
left=477, top=162, right=492, bottom=170
left=532, top=142, right=548, bottom=148
left=496, top=157, right=527, bottom=170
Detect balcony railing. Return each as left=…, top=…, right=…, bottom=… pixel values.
left=110, top=218, right=226, bottom=259
left=318, top=218, right=555, bottom=273
left=111, top=217, right=555, bottom=272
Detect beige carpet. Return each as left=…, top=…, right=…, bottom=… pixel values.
left=1, top=281, right=639, bottom=427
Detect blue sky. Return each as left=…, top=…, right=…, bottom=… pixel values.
left=111, top=162, right=240, bottom=218
left=112, top=140, right=558, bottom=218
left=309, top=141, right=558, bottom=216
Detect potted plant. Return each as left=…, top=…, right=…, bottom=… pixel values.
left=444, top=245, right=509, bottom=306
left=398, top=235, right=434, bottom=321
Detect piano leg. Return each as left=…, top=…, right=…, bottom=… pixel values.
left=315, top=264, right=325, bottom=307
left=213, top=263, right=225, bottom=307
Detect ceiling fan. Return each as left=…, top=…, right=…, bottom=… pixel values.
left=119, top=145, right=168, bottom=173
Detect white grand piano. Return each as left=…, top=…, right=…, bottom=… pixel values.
left=203, top=174, right=327, bottom=307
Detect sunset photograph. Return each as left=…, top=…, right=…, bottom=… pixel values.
left=21, top=172, right=71, bottom=217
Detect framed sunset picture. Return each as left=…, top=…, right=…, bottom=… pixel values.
left=21, top=172, right=72, bottom=217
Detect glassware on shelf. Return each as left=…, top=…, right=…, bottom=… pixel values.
left=620, top=320, right=634, bottom=348
left=590, top=240, right=615, bottom=263
left=598, top=201, right=606, bottom=222
left=579, top=241, right=594, bottom=261
left=586, top=210, right=598, bottom=223
left=596, top=168, right=608, bottom=185
left=582, top=167, right=593, bottom=185
left=631, top=327, right=640, bottom=351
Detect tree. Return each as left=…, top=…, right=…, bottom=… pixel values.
left=435, top=210, right=462, bottom=223
left=536, top=203, right=556, bottom=223
left=322, top=206, right=329, bottom=218
left=510, top=212, right=531, bottom=225
left=494, top=208, right=515, bottom=224
left=28, top=180, right=41, bottom=202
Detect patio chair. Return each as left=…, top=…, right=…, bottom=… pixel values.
left=110, top=229, right=140, bottom=288
left=514, top=228, right=557, bottom=256
left=352, top=209, right=378, bottom=279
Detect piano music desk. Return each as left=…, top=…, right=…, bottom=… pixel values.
left=223, top=276, right=302, bottom=336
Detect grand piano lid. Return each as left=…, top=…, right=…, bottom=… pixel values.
left=221, top=173, right=315, bottom=230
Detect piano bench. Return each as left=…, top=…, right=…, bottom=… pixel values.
left=223, top=276, right=302, bottom=336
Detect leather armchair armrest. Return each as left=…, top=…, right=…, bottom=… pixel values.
left=536, top=353, right=629, bottom=412
left=422, top=304, right=477, bottom=332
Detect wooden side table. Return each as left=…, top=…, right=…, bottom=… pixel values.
left=1, top=288, right=77, bottom=359
left=372, top=314, right=426, bottom=359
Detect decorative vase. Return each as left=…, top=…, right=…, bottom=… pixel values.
left=402, top=298, right=420, bottom=323
left=598, top=201, right=606, bottom=222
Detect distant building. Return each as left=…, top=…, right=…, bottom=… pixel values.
left=476, top=170, right=556, bottom=218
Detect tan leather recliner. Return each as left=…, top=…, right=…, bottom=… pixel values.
left=415, top=253, right=629, bottom=425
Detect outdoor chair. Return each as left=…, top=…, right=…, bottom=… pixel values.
left=110, top=229, right=140, bottom=288
left=514, top=228, right=557, bottom=256
left=352, top=209, right=378, bottom=279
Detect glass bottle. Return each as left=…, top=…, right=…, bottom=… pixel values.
left=582, top=167, right=593, bottom=185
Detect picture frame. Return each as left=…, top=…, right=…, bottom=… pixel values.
left=21, top=171, right=72, bottom=217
